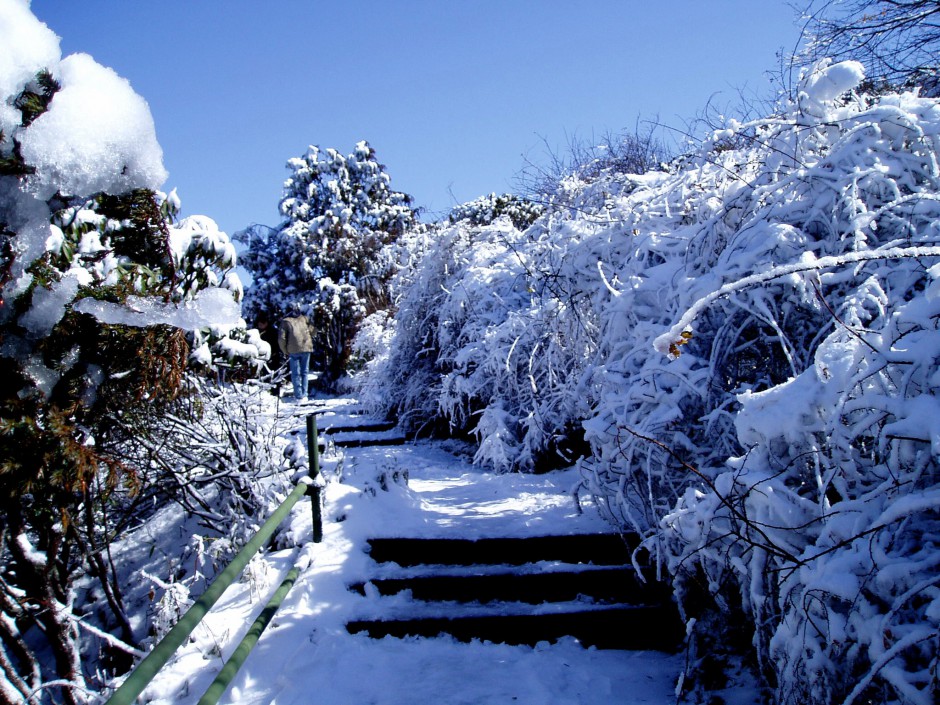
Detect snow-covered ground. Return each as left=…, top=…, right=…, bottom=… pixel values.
left=124, top=397, right=759, bottom=705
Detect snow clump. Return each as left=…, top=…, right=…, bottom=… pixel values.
left=18, top=52, right=167, bottom=200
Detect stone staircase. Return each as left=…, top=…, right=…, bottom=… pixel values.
left=346, top=534, right=684, bottom=651
left=312, top=404, right=406, bottom=448
left=309, top=402, right=684, bottom=653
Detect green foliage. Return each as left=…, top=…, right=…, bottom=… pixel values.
left=0, top=71, right=60, bottom=178
left=0, top=134, right=34, bottom=176
left=97, top=188, right=174, bottom=271
left=14, top=69, right=61, bottom=127
left=1, top=190, right=190, bottom=493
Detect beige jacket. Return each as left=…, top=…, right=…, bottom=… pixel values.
left=278, top=315, right=313, bottom=355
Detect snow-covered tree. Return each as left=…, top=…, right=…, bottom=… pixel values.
left=0, top=4, right=246, bottom=701
left=239, top=140, right=416, bottom=384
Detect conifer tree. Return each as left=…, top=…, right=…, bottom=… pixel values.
left=239, top=141, right=416, bottom=384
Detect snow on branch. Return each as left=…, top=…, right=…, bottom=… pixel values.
left=72, top=287, right=241, bottom=331
left=653, top=245, right=940, bottom=357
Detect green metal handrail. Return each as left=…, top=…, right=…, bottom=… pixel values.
left=196, top=558, right=303, bottom=705
left=105, top=477, right=314, bottom=705
left=191, top=412, right=324, bottom=704
left=105, top=410, right=324, bottom=705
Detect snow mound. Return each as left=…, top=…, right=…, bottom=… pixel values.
left=0, top=0, right=60, bottom=139
left=19, top=52, right=167, bottom=200
left=799, top=59, right=866, bottom=117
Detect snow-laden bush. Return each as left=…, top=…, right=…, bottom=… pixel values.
left=118, top=375, right=301, bottom=656
left=133, top=375, right=298, bottom=545
left=359, top=212, right=600, bottom=466
left=610, top=60, right=939, bottom=705
left=361, top=59, right=939, bottom=704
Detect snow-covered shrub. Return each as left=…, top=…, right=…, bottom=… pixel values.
left=52, top=190, right=255, bottom=376
left=168, top=211, right=239, bottom=300
left=363, top=58, right=940, bottom=704
left=360, top=212, right=599, bottom=469
left=515, top=126, right=672, bottom=202
left=593, top=61, right=939, bottom=704
left=143, top=571, right=193, bottom=643
left=100, top=375, right=300, bottom=654
left=354, top=221, right=443, bottom=423
left=448, top=192, right=544, bottom=230
left=138, top=376, right=298, bottom=550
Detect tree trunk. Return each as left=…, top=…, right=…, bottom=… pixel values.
left=0, top=585, right=39, bottom=703
left=6, top=515, right=88, bottom=705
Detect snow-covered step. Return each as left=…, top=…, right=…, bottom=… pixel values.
left=365, top=534, right=642, bottom=568
left=327, top=430, right=407, bottom=448
left=347, top=533, right=681, bottom=651
left=312, top=415, right=407, bottom=448
left=346, top=603, right=683, bottom=650
left=348, top=566, right=669, bottom=606
left=322, top=420, right=397, bottom=434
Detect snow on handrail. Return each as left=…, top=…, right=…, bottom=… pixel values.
left=104, top=456, right=321, bottom=705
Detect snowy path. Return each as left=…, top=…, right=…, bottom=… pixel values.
left=137, top=398, right=715, bottom=705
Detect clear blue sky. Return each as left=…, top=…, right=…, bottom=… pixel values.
left=29, top=0, right=806, bottom=236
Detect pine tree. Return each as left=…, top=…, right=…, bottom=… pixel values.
left=239, top=140, right=416, bottom=384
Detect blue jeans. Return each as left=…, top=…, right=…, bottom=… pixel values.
left=288, top=352, right=310, bottom=400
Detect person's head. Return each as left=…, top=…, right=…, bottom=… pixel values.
left=255, top=311, right=270, bottom=329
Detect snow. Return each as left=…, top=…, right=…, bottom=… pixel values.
left=72, top=286, right=241, bottom=331
left=798, top=59, right=866, bottom=117
left=19, top=51, right=167, bottom=200
left=0, top=0, right=60, bottom=139
left=169, top=215, right=238, bottom=270
left=114, top=397, right=759, bottom=705
left=16, top=266, right=90, bottom=337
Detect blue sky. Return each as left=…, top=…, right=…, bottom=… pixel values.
left=30, top=0, right=806, bottom=236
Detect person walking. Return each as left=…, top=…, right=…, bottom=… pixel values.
left=278, top=307, right=314, bottom=402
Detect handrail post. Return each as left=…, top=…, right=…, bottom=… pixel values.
left=305, top=412, right=323, bottom=543
left=305, top=412, right=320, bottom=477
left=307, top=484, right=323, bottom=544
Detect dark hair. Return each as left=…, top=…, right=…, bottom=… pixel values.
left=255, top=311, right=270, bottom=325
